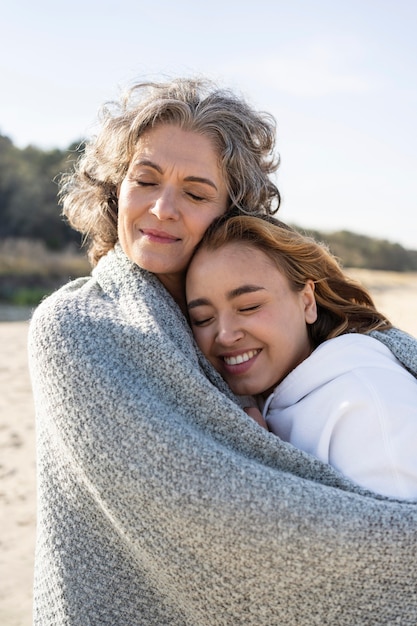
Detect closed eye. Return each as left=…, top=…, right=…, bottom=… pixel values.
left=239, top=304, right=261, bottom=313
left=190, top=317, right=213, bottom=327
left=186, top=191, right=207, bottom=202
left=136, top=180, right=157, bottom=187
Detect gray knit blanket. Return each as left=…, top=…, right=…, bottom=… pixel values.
left=28, top=244, right=417, bottom=625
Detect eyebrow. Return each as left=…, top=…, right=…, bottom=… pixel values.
left=187, top=285, right=265, bottom=310
left=132, top=159, right=219, bottom=191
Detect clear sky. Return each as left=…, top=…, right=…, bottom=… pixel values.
left=1, top=0, right=416, bottom=248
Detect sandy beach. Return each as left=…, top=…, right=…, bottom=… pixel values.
left=0, top=320, right=36, bottom=626
left=1, top=270, right=417, bottom=626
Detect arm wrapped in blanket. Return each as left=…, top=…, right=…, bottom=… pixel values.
left=29, top=246, right=417, bottom=626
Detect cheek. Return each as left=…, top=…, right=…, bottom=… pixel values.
left=187, top=209, right=225, bottom=241
left=192, top=327, right=210, bottom=351
left=116, top=182, right=128, bottom=208
left=190, top=217, right=213, bottom=241
left=193, top=325, right=218, bottom=359
left=117, top=206, right=130, bottom=240
left=116, top=195, right=130, bottom=227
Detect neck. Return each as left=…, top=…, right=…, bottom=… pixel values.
left=157, top=272, right=187, bottom=315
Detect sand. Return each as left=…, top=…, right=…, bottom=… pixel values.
left=0, top=321, right=36, bottom=626
left=1, top=270, right=416, bottom=626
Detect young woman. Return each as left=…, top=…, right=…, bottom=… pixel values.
left=29, top=78, right=417, bottom=625
left=186, top=214, right=417, bottom=499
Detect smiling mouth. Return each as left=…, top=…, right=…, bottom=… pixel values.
left=140, top=229, right=180, bottom=243
left=223, top=349, right=261, bottom=365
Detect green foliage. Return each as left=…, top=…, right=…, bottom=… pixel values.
left=293, top=226, right=417, bottom=272
left=0, top=133, right=416, bottom=272
left=0, top=133, right=84, bottom=249
left=10, top=287, right=51, bottom=306
left=0, top=238, right=90, bottom=305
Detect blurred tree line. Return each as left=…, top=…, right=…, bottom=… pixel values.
left=0, top=132, right=417, bottom=271
left=301, top=227, right=417, bottom=272
left=0, top=133, right=83, bottom=249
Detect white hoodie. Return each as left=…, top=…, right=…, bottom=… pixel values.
left=262, top=333, right=417, bottom=499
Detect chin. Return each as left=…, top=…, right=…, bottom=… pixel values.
left=229, top=383, right=259, bottom=398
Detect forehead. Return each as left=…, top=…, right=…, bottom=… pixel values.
left=189, top=243, right=280, bottom=284
left=132, top=124, right=221, bottom=167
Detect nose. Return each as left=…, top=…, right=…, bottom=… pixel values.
left=149, top=187, right=179, bottom=221
left=215, top=319, right=244, bottom=346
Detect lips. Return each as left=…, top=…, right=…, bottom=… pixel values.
left=140, top=228, right=180, bottom=243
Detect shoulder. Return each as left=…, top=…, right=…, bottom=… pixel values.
left=312, top=333, right=412, bottom=370
left=28, top=274, right=111, bottom=361
left=299, top=334, right=390, bottom=373
left=370, top=327, right=417, bottom=377
left=30, top=276, right=94, bottom=330
left=274, top=333, right=409, bottom=406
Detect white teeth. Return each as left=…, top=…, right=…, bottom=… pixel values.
left=224, top=350, right=260, bottom=365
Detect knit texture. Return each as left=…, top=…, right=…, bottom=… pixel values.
left=28, top=245, right=417, bottom=625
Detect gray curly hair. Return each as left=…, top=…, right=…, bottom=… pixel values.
left=59, top=77, right=281, bottom=265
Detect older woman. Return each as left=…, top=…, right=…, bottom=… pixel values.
left=29, top=78, right=417, bottom=625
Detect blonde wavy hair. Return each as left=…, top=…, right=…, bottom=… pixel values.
left=59, top=77, right=280, bottom=265
left=193, top=214, right=392, bottom=345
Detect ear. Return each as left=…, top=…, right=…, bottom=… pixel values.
left=302, top=280, right=317, bottom=324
